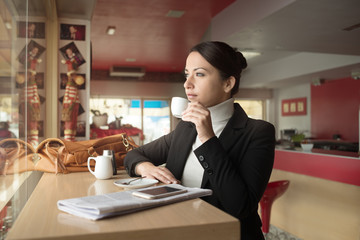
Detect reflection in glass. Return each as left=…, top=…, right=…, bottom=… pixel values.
left=0, top=1, right=45, bottom=238
left=143, top=100, right=170, bottom=144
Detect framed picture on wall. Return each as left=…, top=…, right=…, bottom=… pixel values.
left=60, top=73, right=86, bottom=90
left=35, top=72, right=45, bottom=89
left=17, top=21, right=45, bottom=39
left=17, top=40, right=46, bottom=66
left=60, top=24, right=86, bottom=41
left=16, top=72, right=44, bottom=89
left=58, top=96, right=85, bottom=116
left=76, top=121, right=86, bottom=137
left=281, top=97, right=307, bottom=116
left=59, top=42, right=86, bottom=70
left=16, top=72, right=26, bottom=88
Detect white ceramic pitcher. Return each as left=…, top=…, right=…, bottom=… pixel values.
left=87, top=155, right=113, bottom=180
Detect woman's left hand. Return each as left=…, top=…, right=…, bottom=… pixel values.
left=182, top=102, right=215, bottom=143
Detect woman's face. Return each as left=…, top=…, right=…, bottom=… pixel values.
left=184, top=51, right=232, bottom=107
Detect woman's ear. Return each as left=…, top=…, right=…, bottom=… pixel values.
left=223, top=76, right=236, bottom=93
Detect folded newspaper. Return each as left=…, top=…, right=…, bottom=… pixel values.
left=57, top=184, right=212, bottom=220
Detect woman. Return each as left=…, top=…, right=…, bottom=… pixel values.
left=124, top=41, right=275, bottom=240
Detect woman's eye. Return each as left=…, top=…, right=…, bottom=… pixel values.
left=196, top=72, right=205, bottom=77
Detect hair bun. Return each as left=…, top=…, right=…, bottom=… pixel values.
left=236, top=51, right=248, bottom=70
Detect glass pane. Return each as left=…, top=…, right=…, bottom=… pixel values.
left=89, top=98, right=171, bottom=145
left=1, top=0, right=18, bottom=237
left=127, top=99, right=142, bottom=129
left=143, top=100, right=170, bottom=144
left=0, top=95, right=18, bottom=139
left=89, top=98, right=142, bottom=128
left=0, top=1, right=45, bottom=238
left=235, top=100, right=264, bottom=120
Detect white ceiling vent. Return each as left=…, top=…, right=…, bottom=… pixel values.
left=109, top=66, right=145, bottom=77
left=351, top=69, right=360, bottom=80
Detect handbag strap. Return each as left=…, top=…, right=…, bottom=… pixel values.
left=124, top=134, right=139, bottom=150
left=37, top=137, right=65, bottom=150
left=0, top=138, right=35, bottom=175
left=37, top=138, right=68, bottom=174
left=87, top=133, right=138, bottom=157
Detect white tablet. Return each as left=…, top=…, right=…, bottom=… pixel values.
left=132, top=185, right=187, bottom=199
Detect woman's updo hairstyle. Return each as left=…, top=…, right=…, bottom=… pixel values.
left=190, top=41, right=247, bottom=96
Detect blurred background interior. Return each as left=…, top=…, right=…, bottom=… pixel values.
left=0, top=1, right=359, bottom=239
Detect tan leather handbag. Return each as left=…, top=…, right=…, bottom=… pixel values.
left=0, top=133, right=138, bottom=175
left=0, top=138, right=36, bottom=175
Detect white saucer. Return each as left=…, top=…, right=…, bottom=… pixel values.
left=114, top=178, right=159, bottom=189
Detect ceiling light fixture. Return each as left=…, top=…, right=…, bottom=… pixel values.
left=166, top=10, right=185, bottom=18
left=241, top=51, right=261, bottom=59
left=5, top=22, right=12, bottom=29
left=125, top=58, right=136, bottom=62
left=106, top=26, right=116, bottom=35
left=312, top=78, right=325, bottom=86
left=351, top=69, right=360, bottom=80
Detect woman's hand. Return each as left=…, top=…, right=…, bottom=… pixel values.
left=135, top=162, right=180, bottom=184
left=182, top=102, right=215, bottom=143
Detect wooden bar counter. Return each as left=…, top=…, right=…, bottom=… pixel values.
left=6, top=171, right=240, bottom=240
left=269, top=149, right=360, bottom=240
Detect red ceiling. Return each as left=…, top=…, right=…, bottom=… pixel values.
left=90, top=0, right=235, bottom=73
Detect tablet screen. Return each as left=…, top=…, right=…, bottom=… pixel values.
left=138, top=186, right=182, bottom=196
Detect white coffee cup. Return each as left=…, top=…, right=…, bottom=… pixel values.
left=171, top=97, right=188, bottom=118
left=87, top=155, right=113, bottom=180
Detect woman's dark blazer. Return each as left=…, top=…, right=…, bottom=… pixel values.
left=125, top=103, right=275, bottom=240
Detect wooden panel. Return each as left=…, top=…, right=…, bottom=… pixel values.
left=267, top=169, right=360, bottom=240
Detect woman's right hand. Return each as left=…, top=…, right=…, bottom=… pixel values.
left=135, top=162, right=180, bottom=184
left=182, top=101, right=215, bottom=143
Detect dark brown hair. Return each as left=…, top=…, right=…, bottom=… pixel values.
left=190, top=41, right=247, bottom=96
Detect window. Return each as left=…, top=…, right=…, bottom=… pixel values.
left=89, top=98, right=171, bottom=144
left=90, top=98, right=141, bottom=129
left=142, top=100, right=170, bottom=144
left=235, top=99, right=264, bottom=120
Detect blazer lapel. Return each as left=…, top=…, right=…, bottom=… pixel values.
left=218, top=104, right=248, bottom=151
left=201, top=104, right=248, bottom=187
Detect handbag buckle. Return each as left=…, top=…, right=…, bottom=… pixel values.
left=122, top=137, right=129, bottom=151
left=88, top=148, right=97, bottom=157
left=32, top=153, right=40, bottom=164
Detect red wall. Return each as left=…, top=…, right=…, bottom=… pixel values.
left=311, top=77, right=360, bottom=142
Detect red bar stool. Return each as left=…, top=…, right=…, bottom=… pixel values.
left=0, top=206, right=7, bottom=230
left=260, top=180, right=290, bottom=233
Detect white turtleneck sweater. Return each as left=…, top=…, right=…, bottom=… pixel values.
left=181, top=98, right=235, bottom=188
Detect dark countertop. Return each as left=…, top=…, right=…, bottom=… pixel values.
left=276, top=139, right=359, bottom=157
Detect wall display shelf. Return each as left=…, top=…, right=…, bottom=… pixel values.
left=58, top=20, right=90, bottom=141
left=13, top=18, right=47, bottom=147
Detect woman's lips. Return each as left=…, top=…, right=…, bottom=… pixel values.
left=187, top=94, right=197, bottom=99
